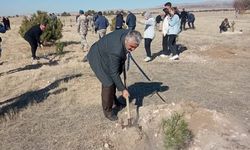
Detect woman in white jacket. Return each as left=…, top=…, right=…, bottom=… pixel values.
left=143, top=12, right=155, bottom=62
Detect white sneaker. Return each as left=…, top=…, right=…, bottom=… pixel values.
left=144, top=57, right=151, bottom=62
left=160, top=54, right=168, bottom=58
left=169, top=55, right=179, bottom=60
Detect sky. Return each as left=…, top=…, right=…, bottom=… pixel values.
left=0, top=0, right=223, bottom=16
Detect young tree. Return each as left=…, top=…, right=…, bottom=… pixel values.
left=19, top=11, right=63, bottom=44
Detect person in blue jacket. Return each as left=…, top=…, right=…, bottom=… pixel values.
left=115, top=11, right=125, bottom=30
left=168, top=7, right=181, bottom=60
left=95, top=11, right=109, bottom=39
left=126, top=11, right=136, bottom=30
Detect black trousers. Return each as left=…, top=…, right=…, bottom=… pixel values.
left=168, top=35, right=177, bottom=56
left=162, top=34, right=170, bottom=55
left=181, top=20, right=186, bottom=30
left=188, top=21, right=195, bottom=29
left=101, top=84, right=120, bottom=117
left=220, top=26, right=228, bottom=33
left=25, top=37, right=38, bottom=59
left=144, top=38, right=152, bottom=57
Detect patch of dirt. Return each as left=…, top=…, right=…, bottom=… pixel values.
left=102, top=102, right=250, bottom=150
left=202, top=46, right=237, bottom=59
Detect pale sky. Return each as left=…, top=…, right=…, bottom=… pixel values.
left=0, top=0, right=231, bottom=16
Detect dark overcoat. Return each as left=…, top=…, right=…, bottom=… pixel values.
left=87, top=29, right=130, bottom=91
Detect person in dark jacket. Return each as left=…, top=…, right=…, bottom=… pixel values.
left=0, top=22, right=6, bottom=33
left=6, top=17, right=11, bottom=30
left=95, top=11, right=109, bottom=39
left=126, top=11, right=136, bottom=30
left=115, top=11, right=125, bottom=30
left=219, top=18, right=230, bottom=33
left=187, top=12, right=195, bottom=29
left=180, top=8, right=188, bottom=31
left=87, top=29, right=143, bottom=121
left=2, top=17, right=8, bottom=30
left=24, top=21, right=47, bottom=60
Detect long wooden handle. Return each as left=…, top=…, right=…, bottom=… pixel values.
left=126, top=96, right=131, bottom=119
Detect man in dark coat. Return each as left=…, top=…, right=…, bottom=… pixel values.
left=24, top=21, right=47, bottom=60
left=115, top=11, right=125, bottom=30
left=180, top=8, right=188, bottom=31
left=95, top=11, right=109, bottom=39
left=126, top=11, right=136, bottom=30
left=87, top=29, right=143, bottom=121
left=219, top=18, right=230, bottom=33
left=187, top=12, right=195, bottom=29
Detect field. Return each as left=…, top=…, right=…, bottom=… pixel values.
left=0, top=10, right=250, bottom=149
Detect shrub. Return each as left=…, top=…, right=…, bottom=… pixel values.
left=162, top=112, right=193, bottom=150
left=55, top=42, right=65, bottom=55
left=110, top=17, right=116, bottom=31
left=19, top=10, right=63, bottom=44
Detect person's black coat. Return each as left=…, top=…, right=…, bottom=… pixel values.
left=115, top=14, right=125, bottom=28
left=126, top=13, right=136, bottom=28
left=87, top=29, right=130, bottom=91
left=24, top=25, right=43, bottom=44
left=180, top=11, right=188, bottom=21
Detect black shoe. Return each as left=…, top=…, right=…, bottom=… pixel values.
left=105, top=113, right=118, bottom=121
left=32, top=56, right=40, bottom=60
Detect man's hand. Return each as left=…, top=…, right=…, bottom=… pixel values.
left=122, top=89, right=130, bottom=99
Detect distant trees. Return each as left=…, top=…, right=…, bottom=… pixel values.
left=85, top=10, right=96, bottom=15
left=61, top=12, right=71, bottom=16
left=233, top=0, right=250, bottom=13
left=85, top=10, right=121, bottom=16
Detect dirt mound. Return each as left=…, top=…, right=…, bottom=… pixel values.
left=202, top=46, right=237, bottom=59
left=103, top=102, right=250, bottom=150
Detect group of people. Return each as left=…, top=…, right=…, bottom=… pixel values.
left=20, top=2, right=191, bottom=121
left=159, top=2, right=182, bottom=60
left=88, top=2, right=184, bottom=121
left=0, top=17, right=11, bottom=32
left=155, top=8, right=195, bottom=32
left=76, top=10, right=138, bottom=52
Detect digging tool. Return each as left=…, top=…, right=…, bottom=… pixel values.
left=123, top=63, right=133, bottom=127
left=125, top=96, right=132, bottom=126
